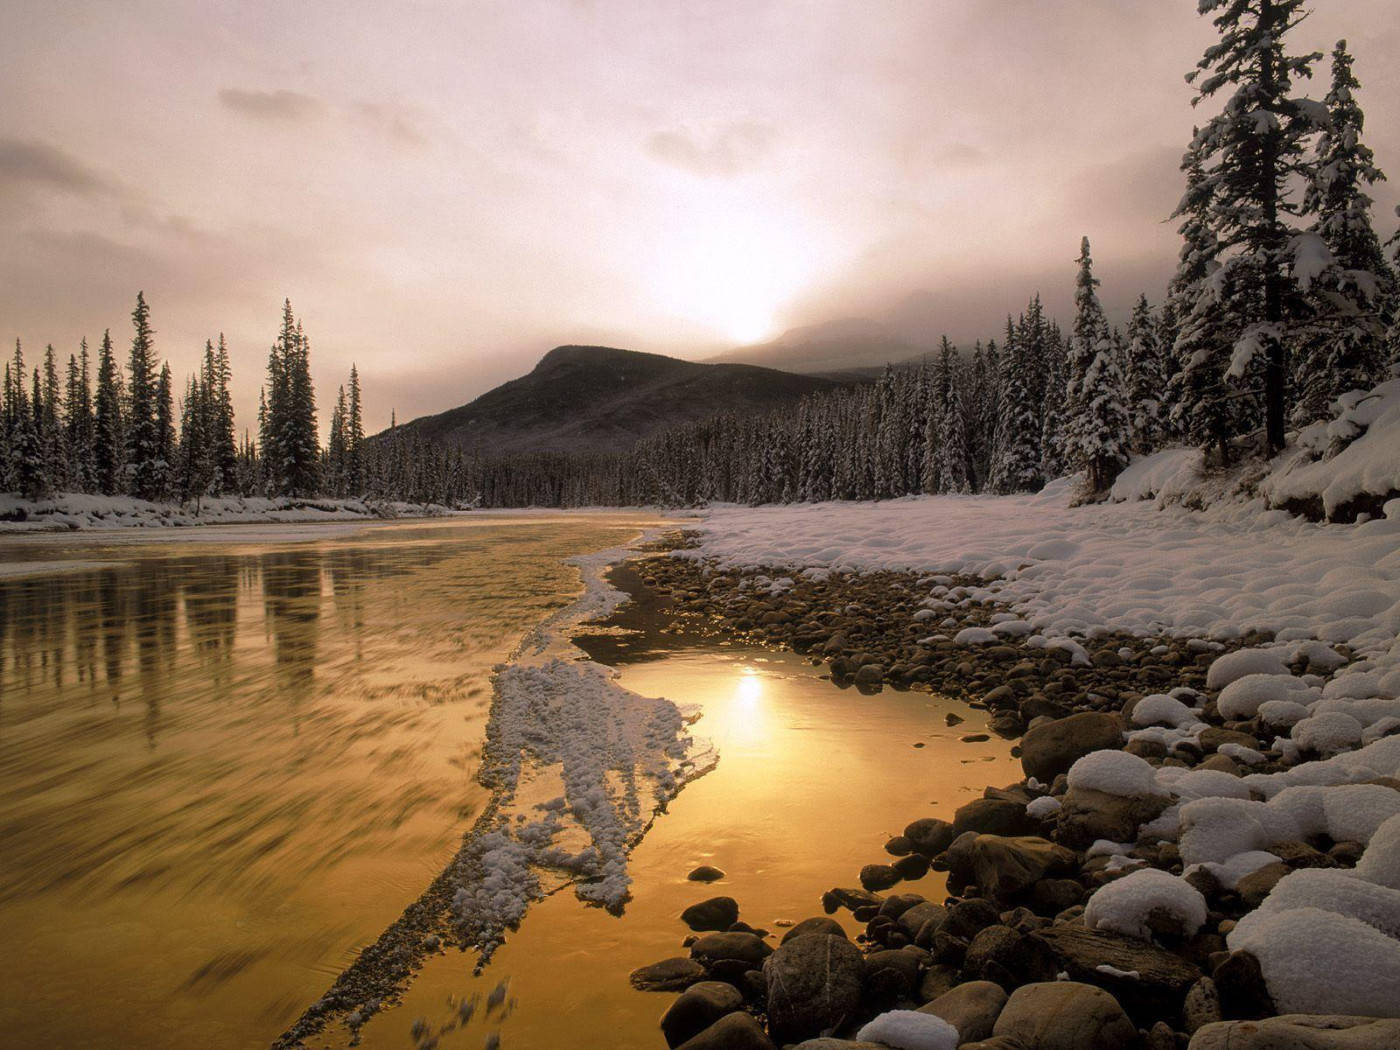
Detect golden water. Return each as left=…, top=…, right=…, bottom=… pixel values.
left=0, top=515, right=666, bottom=1050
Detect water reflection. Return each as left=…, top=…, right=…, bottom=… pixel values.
left=0, top=517, right=656, bottom=1050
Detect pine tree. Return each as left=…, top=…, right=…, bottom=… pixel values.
left=262, top=301, right=320, bottom=497
left=346, top=364, right=364, bottom=496
left=154, top=362, right=175, bottom=501
left=1064, top=237, right=1130, bottom=493
left=65, top=340, right=96, bottom=492
left=1125, top=295, right=1168, bottom=452
left=15, top=365, right=46, bottom=498
left=938, top=353, right=971, bottom=493
left=1039, top=321, right=1069, bottom=478
left=212, top=335, right=238, bottom=494
left=987, top=318, right=1044, bottom=494
left=1291, top=40, right=1396, bottom=424
left=125, top=291, right=165, bottom=499
left=94, top=330, right=125, bottom=495
left=41, top=344, right=66, bottom=490
left=1188, top=0, right=1328, bottom=452
left=327, top=385, right=348, bottom=497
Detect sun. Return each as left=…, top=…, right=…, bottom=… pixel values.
left=727, top=310, right=776, bottom=346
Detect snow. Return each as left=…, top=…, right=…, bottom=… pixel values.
left=1026, top=796, right=1062, bottom=819
left=1206, top=648, right=1291, bottom=689
left=1083, top=868, right=1207, bottom=941
left=0, top=491, right=459, bottom=532
left=1131, top=693, right=1201, bottom=729
left=1066, top=750, right=1156, bottom=799
left=855, top=1010, right=959, bottom=1050
left=1108, top=449, right=1204, bottom=505
left=1217, top=673, right=1317, bottom=721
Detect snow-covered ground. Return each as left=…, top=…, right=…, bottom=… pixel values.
left=0, top=492, right=459, bottom=533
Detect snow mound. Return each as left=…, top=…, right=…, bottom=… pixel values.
left=1217, top=673, right=1317, bottom=721
left=1066, top=750, right=1156, bottom=798
left=855, top=1010, right=959, bottom=1050
left=1207, top=648, right=1291, bottom=690
left=1084, top=868, right=1207, bottom=941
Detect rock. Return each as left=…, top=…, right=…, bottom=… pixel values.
left=894, top=853, right=931, bottom=881
left=897, top=901, right=947, bottom=942
left=1183, top=977, right=1223, bottom=1034
left=941, top=898, right=1003, bottom=942
left=919, top=980, right=1009, bottom=1044
left=863, top=948, right=921, bottom=999
left=885, top=835, right=914, bottom=857
left=631, top=957, right=707, bottom=991
left=905, top=818, right=957, bottom=857
left=1030, top=878, right=1084, bottom=916
left=953, top=798, right=1038, bottom=837
left=1211, top=950, right=1275, bottom=1021
left=1198, top=726, right=1261, bottom=753
left=764, top=934, right=865, bottom=1044
left=992, top=981, right=1137, bottom=1050
left=823, top=887, right=885, bottom=914
left=1028, top=924, right=1202, bottom=1022
left=989, top=711, right=1025, bottom=737
left=1144, top=1021, right=1176, bottom=1050
left=675, top=1011, right=776, bottom=1050
left=959, top=1039, right=1032, bottom=1050
left=1188, top=1014, right=1400, bottom=1050
left=661, top=982, right=744, bottom=1047
left=1235, top=861, right=1290, bottom=908
left=790, top=1041, right=886, bottom=1050
left=854, top=664, right=885, bottom=687
left=1020, top=712, right=1126, bottom=782
left=690, top=932, right=773, bottom=970
left=963, top=924, right=1027, bottom=984
left=683, top=897, right=741, bottom=932
left=860, top=864, right=902, bottom=891
left=877, top=894, right=927, bottom=920
left=917, top=963, right=960, bottom=1004
left=948, top=835, right=1078, bottom=900
left=1055, top=787, right=1170, bottom=849
left=688, top=865, right=727, bottom=883
left=781, top=917, right=848, bottom=944
left=963, top=733, right=992, bottom=742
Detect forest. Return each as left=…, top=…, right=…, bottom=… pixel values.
left=2, top=18, right=1396, bottom=511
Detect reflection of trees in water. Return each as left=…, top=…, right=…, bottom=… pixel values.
left=261, top=552, right=323, bottom=709
left=183, top=557, right=239, bottom=682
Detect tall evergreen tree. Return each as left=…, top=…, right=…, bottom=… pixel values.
left=65, top=339, right=96, bottom=491
left=1292, top=39, right=1396, bottom=424
left=211, top=335, right=238, bottom=494
left=987, top=318, right=1044, bottom=494
left=94, top=330, right=125, bottom=495
left=125, top=291, right=165, bottom=499
left=1125, top=295, right=1168, bottom=453
left=154, top=362, right=176, bottom=500
left=346, top=364, right=365, bottom=495
left=1188, top=0, right=1327, bottom=452
left=1064, top=237, right=1130, bottom=493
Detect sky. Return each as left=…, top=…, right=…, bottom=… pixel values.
left=3, top=0, right=1398, bottom=435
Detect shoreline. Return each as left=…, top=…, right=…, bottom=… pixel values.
left=615, top=542, right=1400, bottom=1049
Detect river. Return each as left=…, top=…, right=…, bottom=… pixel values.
left=0, top=514, right=1015, bottom=1049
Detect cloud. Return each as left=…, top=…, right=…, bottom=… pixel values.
left=352, top=102, right=428, bottom=147
left=0, top=138, right=124, bottom=199
left=646, top=121, right=776, bottom=177
left=218, top=87, right=324, bottom=122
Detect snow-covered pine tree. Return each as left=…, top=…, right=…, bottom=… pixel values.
left=15, top=365, right=46, bottom=498
left=920, top=351, right=945, bottom=493
left=283, top=321, right=319, bottom=496
left=1064, top=237, right=1130, bottom=493
left=1125, top=295, right=1168, bottom=453
left=938, top=350, right=971, bottom=494
left=1188, top=0, right=1327, bottom=452
left=125, top=292, right=165, bottom=500
left=1038, top=320, right=1069, bottom=479
left=987, top=318, right=1043, bottom=494
left=41, top=345, right=66, bottom=491
left=211, top=335, right=238, bottom=494
left=1292, top=40, right=1396, bottom=424
left=346, top=364, right=365, bottom=495
left=154, top=362, right=176, bottom=501
left=94, top=329, right=125, bottom=495
left=65, top=340, right=96, bottom=492
left=327, top=385, right=348, bottom=497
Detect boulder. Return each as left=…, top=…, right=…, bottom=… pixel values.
left=688, top=865, right=727, bottom=883
left=791, top=1042, right=885, bottom=1050
left=919, top=980, right=1009, bottom=1043
left=1211, top=950, right=1275, bottom=1021
left=962, top=925, right=1026, bottom=985
left=863, top=948, right=922, bottom=1000
left=764, top=934, right=865, bottom=1044
left=690, top=932, right=773, bottom=970
left=1183, top=977, right=1223, bottom=1034
left=947, top=835, right=1079, bottom=901
left=823, top=887, right=885, bottom=914
left=1020, top=713, right=1125, bottom=782
left=662, top=982, right=745, bottom=1047
left=1187, top=1014, right=1400, bottom=1049
left=953, top=798, right=1038, bottom=837
left=675, top=1011, right=777, bottom=1050
left=860, top=864, right=902, bottom=892
left=1055, top=787, right=1171, bottom=850
left=905, top=817, right=957, bottom=858
left=1028, top=924, right=1202, bottom=1022
left=898, top=901, right=948, bottom=942
left=992, top=981, right=1137, bottom=1050
left=631, top=956, right=707, bottom=991
left=781, top=917, right=848, bottom=944
left=683, top=897, right=741, bottom=932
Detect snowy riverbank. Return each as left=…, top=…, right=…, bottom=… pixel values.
left=0, top=492, right=465, bottom=532
left=612, top=491, right=1400, bottom=1048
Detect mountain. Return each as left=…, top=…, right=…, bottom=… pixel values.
left=384, top=345, right=844, bottom=456
left=707, top=317, right=931, bottom=375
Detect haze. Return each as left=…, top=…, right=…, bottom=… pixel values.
left=3, top=0, right=1397, bottom=434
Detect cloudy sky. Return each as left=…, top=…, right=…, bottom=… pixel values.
left=3, top=0, right=1397, bottom=434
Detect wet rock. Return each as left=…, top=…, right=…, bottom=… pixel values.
left=1030, top=878, right=1084, bottom=916
left=897, top=900, right=947, bottom=943
left=683, top=897, right=741, bottom=932
left=631, top=956, right=707, bottom=991
left=1029, top=924, right=1202, bottom=1022
left=953, top=798, right=1038, bottom=838
left=963, top=924, right=1030, bottom=985
left=941, top=898, right=1003, bottom=942
left=863, top=948, right=921, bottom=1001
left=904, top=818, right=956, bottom=858
left=1188, top=1014, right=1400, bottom=1050
left=661, top=982, right=744, bottom=1047
left=1019, top=712, right=1126, bottom=782
left=947, top=712, right=966, bottom=727
left=916, top=963, right=960, bottom=1005
left=877, top=894, right=927, bottom=920
left=918, top=980, right=1008, bottom=1044
left=764, top=934, right=865, bottom=1044
left=947, top=835, right=1079, bottom=900
left=781, top=917, right=848, bottom=944
left=885, top=835, right=914, bottom=857
left=992, top=981, right=1137, bottom=1050
left=675, top=1011, right=776, bottom=1050
left=790, top=1041, right=885, bottom=1050
left=853, top=664, right=885, bottom=688
left=989, top=711, right=1025, bottom=737
left=823, top=887, right=885, bottom=914
left=1055, top=787, right=1170, bottom=850
left=860, top=864, right=902, bottom=892
left=893, top=853, right=930, bottom=881
left=690, top=932, right=772, bottom=970
left=688, top=865, right=727, bottom=883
